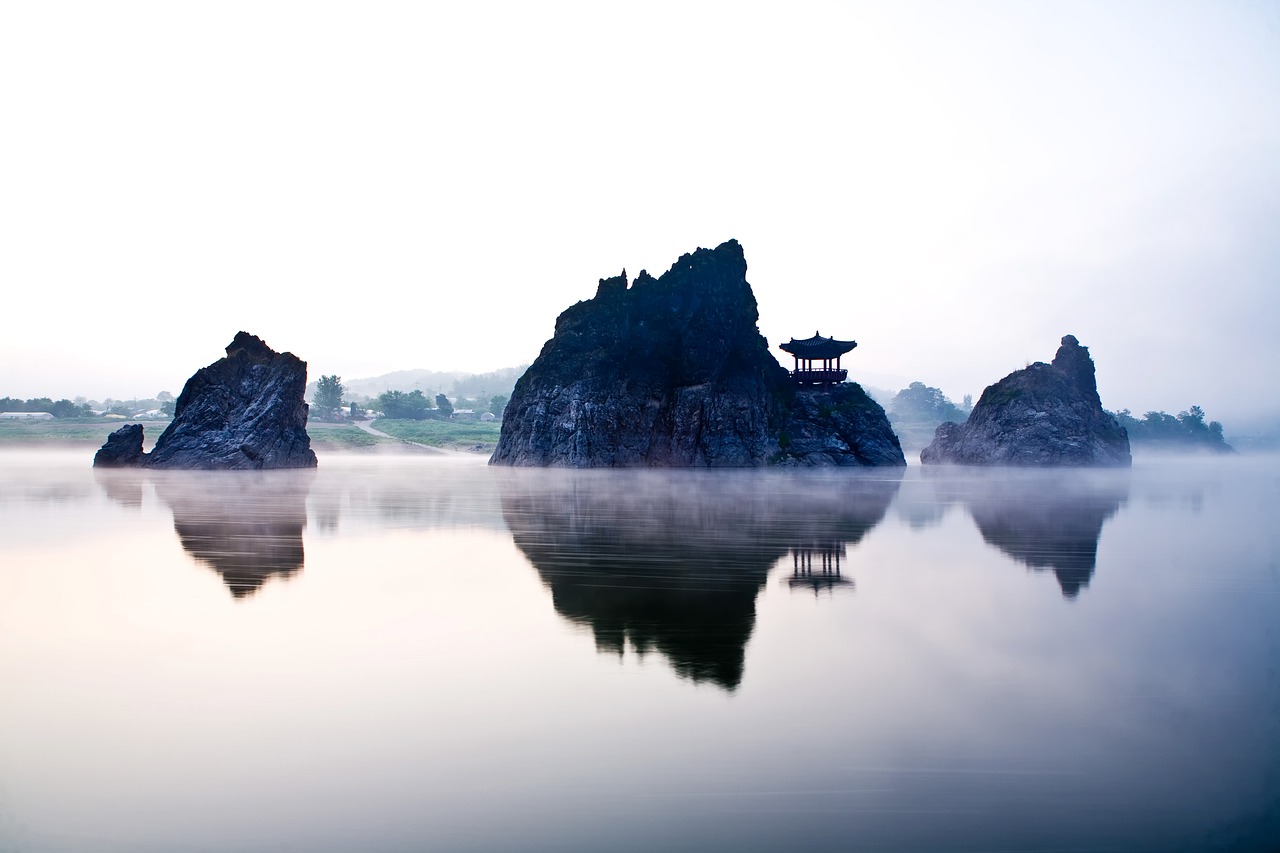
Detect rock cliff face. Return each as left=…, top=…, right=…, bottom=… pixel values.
left=92, top=332, right=317, bottom=470
left=93, top=423, right=146, bottom=468
left=921, top=335, right=1130, bottom=467
left=490, top=240, right=904, bottom=468
left=779, top=383, right=907, bottom=467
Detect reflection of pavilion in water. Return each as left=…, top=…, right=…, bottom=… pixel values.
left=786, top=543, right=854, bottom=595
left=499, top=470, right=900, bottom=690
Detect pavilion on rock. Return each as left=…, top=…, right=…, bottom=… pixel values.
left=778, top=332, right=857, bottom=386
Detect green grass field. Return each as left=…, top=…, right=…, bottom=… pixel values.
left=373, top=418, right=502, bottom=450
left=0, top=419, right=162, bottom=445
left=306, top=425, right=390, bottom=450
left=0, top=419, right=396, bottom=453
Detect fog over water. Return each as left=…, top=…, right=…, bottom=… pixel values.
left=2, top=2, right=1278, bottom=426
left=1, top=450, right=1277, bottom=851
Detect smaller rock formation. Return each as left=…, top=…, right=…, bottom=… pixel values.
left=92, top=332, right=317, bottom=470
left=93, top=423, right=146, bottom=467
left=921, top=335, right=1130, bottom=467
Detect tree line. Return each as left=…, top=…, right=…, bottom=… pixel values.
left=310, top=375, right=508, bottom=421
left=0, top=397, right=93, bottom=418
left=1111, top=406, right=1232, bottom=451
left=881, top=380, right=1234, bottom=452
left=1, top=392, right=177, bottom=419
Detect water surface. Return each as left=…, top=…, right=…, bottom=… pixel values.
left=1, top=451, right=1276, bottom=852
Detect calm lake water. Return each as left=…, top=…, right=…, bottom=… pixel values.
left=1, top=450, right=1277, bottom=852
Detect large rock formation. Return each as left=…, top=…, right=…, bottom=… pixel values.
left=489, top=240, right=904, bottom=468
left=92, top=332, right=317, bottom=470
left=921, top=335, right=1131, bottom=467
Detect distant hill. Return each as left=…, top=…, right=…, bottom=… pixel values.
left=307, top=366, right=527, bottom=403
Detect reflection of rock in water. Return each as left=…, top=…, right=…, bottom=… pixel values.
left=924, top=470, right=1129, bottom=598
left=500, top=470, right=900, bottom=690
left=153, top=471, right=314, bottom=598
left=893, top=493, right=953, bottom=531
left=94, top=469, right=147, bottom=509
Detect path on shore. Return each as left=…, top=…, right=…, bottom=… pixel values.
left=354, top=419, right=445, bottom=454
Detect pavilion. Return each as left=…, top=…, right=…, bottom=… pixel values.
left=778, top=332, right=857, bottom=386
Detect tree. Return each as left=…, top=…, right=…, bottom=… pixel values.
left=1107, top=405, right=1232, bottom=451
left=489, top=394, right=509, bottom=417
left=314, top=375, right=344, bottom=418
left=379, top=390, right=432, bottom=420
left=889, top=382, right=965, bottom=424
left=435, top=393, right=454, bottom=418
left=48, top=399, right=89, bottom=419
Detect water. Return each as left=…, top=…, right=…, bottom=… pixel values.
left=1, top=450, right=1277, bottom=852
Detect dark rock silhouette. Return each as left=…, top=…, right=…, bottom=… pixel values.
left=93, top=332, right=317, bottom=470
left=780, top=383, right=907, bottom=466
left=93, top=423, right=146, bottom=468
left=153, top=471, right=313, bottom=598
left=490, top=240, right=904, bottom=468
left=499, top=469, right=901, bottom=689
left=921, top=335, right=1131, bottom=467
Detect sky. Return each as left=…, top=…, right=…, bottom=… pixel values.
left=2, top=1, right=1277, bottom=425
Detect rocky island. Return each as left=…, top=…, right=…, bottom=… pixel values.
left=489, top=240, right=904, bottom=468
left=921, top=335, right=1131, bottom=467
left=93, top=332, right=317, bottom=470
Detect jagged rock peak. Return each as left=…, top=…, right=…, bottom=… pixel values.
left=491, top=240, right=903, bottom=468
left=92, top=332, right=317, bottom=470
left=1050, top=333, right=1097, bottom=397
left=595, top=271, right=627, bottom=299
left=920, top=334, right=1130, bottom=467
left=225, top=330, right=277, bottom=361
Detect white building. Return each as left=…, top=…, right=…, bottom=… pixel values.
left=0, top=411, right=54, bottom=420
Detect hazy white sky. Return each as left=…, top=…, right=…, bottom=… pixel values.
left=2, top=1, right=1277, bottom=423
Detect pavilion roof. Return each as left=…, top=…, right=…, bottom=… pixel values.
left=778, top=332, right=857, bottom=359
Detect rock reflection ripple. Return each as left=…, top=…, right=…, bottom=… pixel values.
left=499, top=469, right=902, bottom=690
left=920, top=468, right=1131, bottom=598
left=153, top=471, right=315, bottom=598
